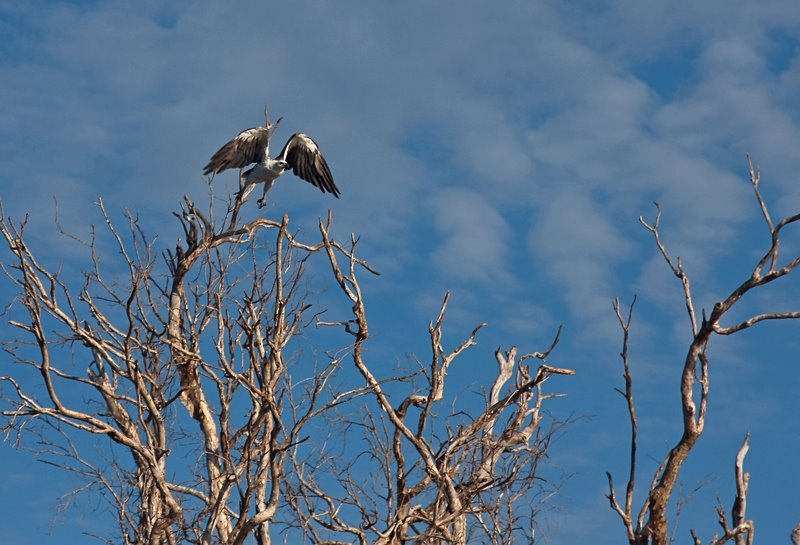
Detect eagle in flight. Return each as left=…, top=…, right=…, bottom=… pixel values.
left=203, top=112, right=340, bottom=207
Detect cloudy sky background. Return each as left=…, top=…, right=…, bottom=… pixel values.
left=2, top=1, right=800, bottom=543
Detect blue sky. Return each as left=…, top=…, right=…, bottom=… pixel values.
left=1, top=1, right=800, bottom=543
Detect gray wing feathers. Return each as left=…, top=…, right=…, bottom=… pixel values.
left=203, top=127, right=270, bottom=175
left=281, top=133, right=341, bottom=198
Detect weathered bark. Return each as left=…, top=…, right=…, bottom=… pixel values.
left=289, top=216, right=576, bottom=545
left=0, top=187, right=343, bottom=544
left=607, top=159, right=800, bottom=545
left=1, top=186, right=573, bottom=544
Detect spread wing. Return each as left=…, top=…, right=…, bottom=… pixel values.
left=203, top=126, right=271, bottom=176
left=278, top=133, right=340, bottom=198
left=279, top=132, right=339, bottom=199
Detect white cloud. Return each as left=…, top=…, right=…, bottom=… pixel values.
left=528, top=189, right=632, bottom=336
left=428, top=187, right=513, bottom=285
left=3, top=1, right=800, bottom=542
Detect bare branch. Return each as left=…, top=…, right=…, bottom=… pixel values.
left=615, top=160, right=799, bottom=545
left=640, top=203, right=698, bottom=335
left=607, top=296, right=639, bottom=544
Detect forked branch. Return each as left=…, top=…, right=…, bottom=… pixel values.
left=312, top=214, right=575, bottom=545
left=611, top=160, right=800, bottom=545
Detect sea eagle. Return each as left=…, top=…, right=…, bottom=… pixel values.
left=203, top=113, right=340, bottom=207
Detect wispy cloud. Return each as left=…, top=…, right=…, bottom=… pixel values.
left=2, top=1, right=800, bottom=542
left=428, top=187, right=514, bottom=285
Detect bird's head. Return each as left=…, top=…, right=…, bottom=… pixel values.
left=266, top=158, right=290, bottom=174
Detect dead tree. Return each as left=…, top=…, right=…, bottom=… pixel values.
left=279, top=218, right=575, bottom=545
left=606, top=158, right=800, bottom=545
left=0, top=187, right=361, bottom=544
left=1, top=188, right=573, bottom=542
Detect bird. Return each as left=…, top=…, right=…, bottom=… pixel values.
left=203, top=114, right=340, bottom=207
